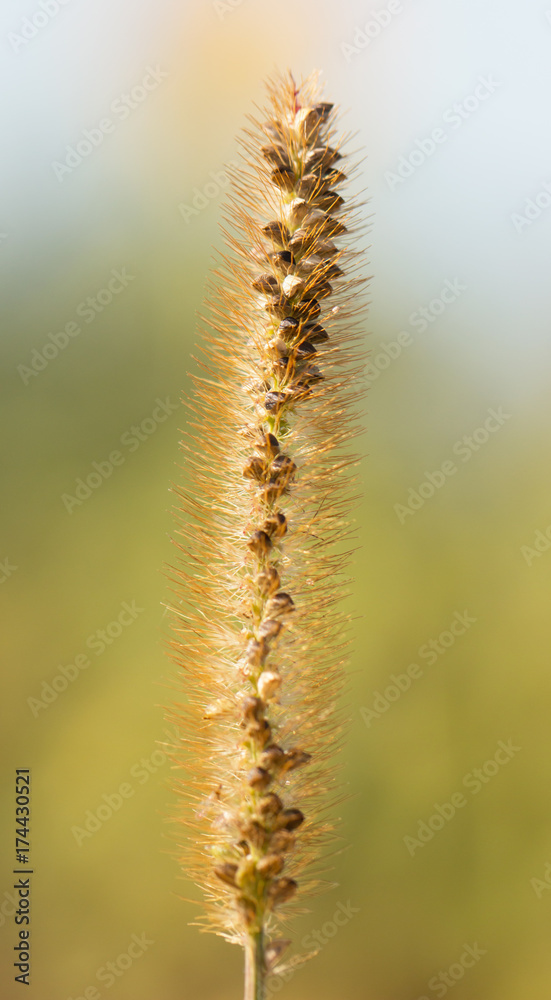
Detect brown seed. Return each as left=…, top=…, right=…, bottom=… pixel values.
left=258, top=792, right=283, bottom=818
left=247, top=766, right=272, bottom=791
left=245, top=638, right=269, bottom=667
left=243, top=455, right=266, bottom=480
left=267, top=877, right=298, bottom=906
left=323, top=261, right=344, bottom=279
left=297, top=172, right=321, bottom=199
left=242, top=696, right=264, bottom=722
left=282, top=274, right=305, bottom=298
left=304, top=212, right=346, bottom=238
left=258, top=431, right=280, bottom=456
left=304, top=323, right=329, bottom=343
left=214, top=863, right=238, bottom=888
left=292, top=384, right=313, bottom=401
left=262, top=220, right=290, bottom=247
left=313, top=240, right=338, bottom=258
left=260, top=744, right=286, bottom=769
left=281, top=749, right=312, bottom=773
left=261, top=143, right=290, bottom=169
left=313, top=102, right=334, bottom=121
left=297, top=253, right=341, bottom=277
left=268, top=249, right=294, bottom=274
left=275, top=808, right=304, bottom=831
left=257, top=670, right=282, bottom=700
left=304, top=145, right=341, bottom=170
left=237, top=896, right=257, bottom=925
left=294, top=364, right=323, bottom=388
left=263, top=511, right=287, bottom=538
left=287, top=197, right=310, bottom=226
left=256, top=854, right=284, bottom=878
left=305, top=163, right=345, bottom=189
left=271, top=167, right=296, bottom=191
left=293, top=254, right=324, bottom=277
left=259, top=476, right=287, bottom=504
left=270, top=454, right=297, bottom=484
left=264, top=391, right=289, bottom=413
left=270, top=357, right=290, bottom=378
left=258, top=618, right=283, bottom=640
left=296, top=341, right=317, bottom=360
left=288, top=227, right=315, bottom=254
left=324, top=168, right=347, bottom=186
left=278, top=317, right=300, bottom=340
left=296, top=298, right=321, bottom=321
left=264, top=294, right=292, bottom=319
left=243, top=820, right=268, bottom=850
left=252, top=273, right=279, bottom=294
left=266, top=592, right=295, bottom=616
left=247, top=530, right=272, bottom=557
left=307, top=280, right=333, bottom=300
left=270, top=829, right=296, bottom=853
left=247, top=718, right=272, bottom=747
left=294, top=106, right=321, bottom=142
left=256, top=567, right=280, bottom=597
left=265, top=939, right=292, bottom=969
left=259, top=481, right=286, bottom=505
left=316, top=191, right=345, bottom=213
left=301, top=208, right=334, bottom=233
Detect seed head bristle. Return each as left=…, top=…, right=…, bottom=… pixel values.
left=165, top=68, right=368, bottom=968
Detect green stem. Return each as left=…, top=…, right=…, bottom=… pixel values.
left=244, top=928, right=265, bottom=1000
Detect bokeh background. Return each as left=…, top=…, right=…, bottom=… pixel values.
left=1, top=0, right=551, bottom=997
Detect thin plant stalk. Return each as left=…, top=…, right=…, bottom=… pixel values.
left=244, top=929, right=265, bottom=1000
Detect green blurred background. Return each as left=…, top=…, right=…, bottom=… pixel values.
left=1, top=1, right=551, bottom=997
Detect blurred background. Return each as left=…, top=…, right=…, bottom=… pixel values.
left=1, top=0, right=551, bottom=997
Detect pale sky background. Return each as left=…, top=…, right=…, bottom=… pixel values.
left=1, top=4, right=551, bottom=999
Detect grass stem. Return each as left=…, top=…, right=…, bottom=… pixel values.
left=244, top=928, right=266, bottom=1000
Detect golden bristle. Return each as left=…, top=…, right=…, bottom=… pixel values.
left=165, top=68, right=368, bottom=997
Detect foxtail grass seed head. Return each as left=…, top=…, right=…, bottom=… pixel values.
left=166, top=69, right=368, bottom=998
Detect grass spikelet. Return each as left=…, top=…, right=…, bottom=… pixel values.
left=165, top=68, right=368, bottom=999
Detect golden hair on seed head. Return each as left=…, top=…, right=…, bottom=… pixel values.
left=165, top=68, right=368, bottom=999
